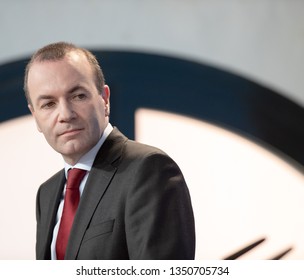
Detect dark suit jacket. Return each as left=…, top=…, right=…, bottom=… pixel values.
left=36, top=127, right=195, bottom=259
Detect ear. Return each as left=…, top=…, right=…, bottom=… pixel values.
left=28, top=104, right=42, bottom=132
left=102, top=85, right=110, bottom=116
left=102, top=85, right=110, bottom=103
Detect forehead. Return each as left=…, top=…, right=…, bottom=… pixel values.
left=30, top=50, right=91, bottom=75
left=27, top=52, right=94, bottom=94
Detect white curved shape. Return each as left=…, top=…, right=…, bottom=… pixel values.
left=135, top=109, right=304, bottom=259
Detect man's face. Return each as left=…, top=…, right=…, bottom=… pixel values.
left=27, top=51, right=110, bottom=165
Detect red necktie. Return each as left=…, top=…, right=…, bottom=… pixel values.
left=56, top=168, right=87, bottom=260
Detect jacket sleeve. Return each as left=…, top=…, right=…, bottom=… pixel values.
left=125, top=151, right=195, bottom=259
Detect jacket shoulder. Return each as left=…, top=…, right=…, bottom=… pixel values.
left=38, top=169, right=65, bottom=194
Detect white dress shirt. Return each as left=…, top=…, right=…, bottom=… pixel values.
left=50, top=123, right=113, bottom=260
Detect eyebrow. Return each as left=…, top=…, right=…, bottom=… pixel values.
left=36, top=95, right=54, bottom=103
left=67, top=84, right=87, bottom=94
left=35, top=85, right=86, bottom=102
left=33, top=95, right=54, bottom=108
left=34, top=84, right=90, bottom=107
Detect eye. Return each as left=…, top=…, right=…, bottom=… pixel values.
left=73, top=93, right=87, bottom=101
left=41, top=101, right=56, bottom=109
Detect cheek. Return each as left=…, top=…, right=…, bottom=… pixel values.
left=35, top=115, right=55, bottom=137
left=87, top=108, right=106, bottom=135
left=33, top=116, right=44, bottom=133
left=87, top=102, right=105, bottom=121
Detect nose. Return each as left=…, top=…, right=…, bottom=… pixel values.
left=58, top=101, right=76, bottom=122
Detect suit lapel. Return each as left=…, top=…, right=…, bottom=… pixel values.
left=64, top=127, right=127, bottom=259
left=39, top=170, right=65, bottom=259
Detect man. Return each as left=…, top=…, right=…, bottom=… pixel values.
left=24, top=42, right=195, bottom=260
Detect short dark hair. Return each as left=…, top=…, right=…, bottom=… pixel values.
left=24, top=42, right=105, bottom=105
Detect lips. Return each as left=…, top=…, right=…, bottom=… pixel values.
left=59, top=128, right=84, bottom=136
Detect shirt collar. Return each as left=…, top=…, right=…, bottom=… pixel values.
left=64, top=123, right=113, bottom=178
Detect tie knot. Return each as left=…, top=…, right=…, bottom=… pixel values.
left=67, top=168, right=87, bottom=189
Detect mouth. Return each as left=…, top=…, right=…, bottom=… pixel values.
left=59, top=128, right=84, bottom=137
